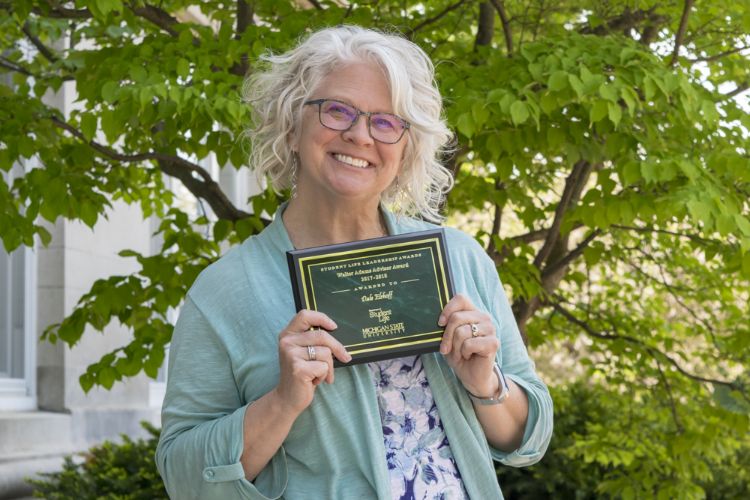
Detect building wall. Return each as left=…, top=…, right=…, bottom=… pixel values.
left=0, top=31, right=263, bottom=496
left=1, top=202, right=161, bottom=500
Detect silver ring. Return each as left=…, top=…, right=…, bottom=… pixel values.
left=307, top=345, right=317, bottom=361
left=470, top=323, right=479, bottom=338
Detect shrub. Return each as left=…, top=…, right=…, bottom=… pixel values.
left=27, top=422, right=167, bottom=500
left=497, top=382, right=750, bottom=499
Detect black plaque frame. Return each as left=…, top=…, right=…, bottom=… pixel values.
left=287, top=229, right=454, bottom=366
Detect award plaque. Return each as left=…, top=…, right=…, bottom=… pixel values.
left=287, top=229, right=455, bottom=366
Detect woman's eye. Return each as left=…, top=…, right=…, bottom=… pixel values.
left=372, top=116, right=397, bottom=130
left=326, top=104, right=354, bottom=119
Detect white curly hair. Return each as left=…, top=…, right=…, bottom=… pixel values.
left=243, top=25, right=454, bottom=222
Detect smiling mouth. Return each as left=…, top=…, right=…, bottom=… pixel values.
left=332, top=153, right=371, bottom=169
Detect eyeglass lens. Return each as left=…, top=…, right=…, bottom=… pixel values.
left=319, top=100, right=406, bottom=144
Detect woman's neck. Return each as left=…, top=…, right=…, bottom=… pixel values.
left=282, top=195, right=388, bottom=249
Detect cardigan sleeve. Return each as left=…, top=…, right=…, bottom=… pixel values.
left=155, top=296, right=288, bottom=499
left=476, top=251, right=554, bottom=467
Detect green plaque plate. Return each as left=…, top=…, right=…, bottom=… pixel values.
left=287, top=229, right=455, bottom=366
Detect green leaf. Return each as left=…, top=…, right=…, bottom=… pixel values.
left=101, top=81, right=119, bottom=103
left=100, top=109, right=121, bottom=142
left=80, top=201, right=99, bottom=228
left=713, top=383, right=750, bottom=414
left=510, top=101, right=529, bottom=125
left=687, top=199, right=712, bottom=222
left=540, top=93, right=558, bottom=115
left=130, top=65, right=147, bottom=83
left=81, top=113, right=97, bottom=142
left=98, top=366, right=117, bottom=390
left=37, top=226, right=52, bottom=246
left=621, top=162, right=641, bottom=185
left=599, top=83, right=618, bottom=102
left=608, top=102, right=622, bottom=128
left=234, top=217, right=257, bottom=241
left=456, top=113, right=474, bottom=138
left=95, top=0, right=122, bottom=16
left=701, top=100, right=720, bottom=123
left=472, top=102, right=489, bottom=129
left=568, top=74, right=585, bottom=97
left=620, top=87, right=637, bottom=115
left=177, top=58, right=190, bottom=79
left=80, top=372, right=94, bottom=393
left=487, top=89, right=506, bottom=103
left=548, top=71, right=568, bottom=92
left=589, top=100, right=608, bottom=123
left=736, top=215, right=750, bottom=236
left=213, top=219, right=232, bottom=241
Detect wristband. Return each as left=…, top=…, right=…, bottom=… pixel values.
left=466, top=363, right=510, bottom=405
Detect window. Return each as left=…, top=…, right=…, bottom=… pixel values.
left=0, top=165, right=37, bottom=411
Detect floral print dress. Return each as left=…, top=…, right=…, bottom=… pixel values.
left=368, top=356, right=469, bottom=500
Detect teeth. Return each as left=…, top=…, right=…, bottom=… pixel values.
left=334, top=153, right=369, bottom=168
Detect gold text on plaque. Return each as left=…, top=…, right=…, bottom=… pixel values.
left=361, top=290, right=394, bottom=303
left=369, top=307, right=393, bottom=323
left=362, top=322, right=406, bottom=338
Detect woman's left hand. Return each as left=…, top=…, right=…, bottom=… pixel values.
left=438, top=294, right=500, bottom=397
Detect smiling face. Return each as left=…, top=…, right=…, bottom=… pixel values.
left=292, top=62, right=408, bottom=208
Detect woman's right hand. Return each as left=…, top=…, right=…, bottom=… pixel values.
left=273, top=310, right=351, bottom=414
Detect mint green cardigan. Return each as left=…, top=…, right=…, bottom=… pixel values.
left=156, top=207, right=553, bottom=499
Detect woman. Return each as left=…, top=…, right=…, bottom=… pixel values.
left=156, top=26, right=553, bottom=499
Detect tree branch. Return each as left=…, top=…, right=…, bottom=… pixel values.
left=533, top=160, right=592, bottom=269
left=21, top=22, right=59, bottom=63
left=721, top=82, right=749, bottom=100
left=550, top=300, right=747, bottom=398
left=688, top=45, right=750, bottom=63
left=0, top=57, right=35, bottom=77
left=406, top=0, right=470, bottom=39
left=236, top=0, right=254, bottom=36
left=36, top=1, right=91, bottom=19
left=580, top=6, right=664, bottom=37
left=474, top=2, right=495, bottom=49
left=48, top=115, right=253, bottom=222
left=307, top=0, right=323, bottom=10
left=670, top=0, right=695, bottom=66
left=541, top=229, right=601, bottom=279
left=486, top=179, right=505, bottom=254
left=233, top=0, right=254, bottom=76
left=610, top=224, right=719, bottom=246
left=653, top=357, right=684, bottom=432
left=512, top=228, right=548, bottom=244
left=488, top=0, right=513, bottom=55
left=128, top=3, right=180, bottom=37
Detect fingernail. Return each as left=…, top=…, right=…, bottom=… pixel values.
left=440, top=344, right=448, bottom=354
left=345, top=353, right=352, bottom=362
left=438, top=315, right=446, bottom=326
left=331, top=321, right=338, bottom=329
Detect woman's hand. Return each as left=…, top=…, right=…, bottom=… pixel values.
left=273, top=310, right=352, bottom=415
left=438, top=294, right=500, bottom=397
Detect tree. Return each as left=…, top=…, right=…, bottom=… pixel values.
left=2, top=0, right=749, bottom=497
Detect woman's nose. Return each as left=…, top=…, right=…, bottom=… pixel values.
left=342, top=115, right=374, bottom=146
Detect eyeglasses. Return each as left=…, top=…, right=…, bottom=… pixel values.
left=304, top=98, right=410, bottom=144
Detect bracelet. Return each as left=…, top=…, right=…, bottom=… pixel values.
left=466, top=363, right=510, bottom=405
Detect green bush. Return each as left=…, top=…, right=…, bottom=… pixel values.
left=497, top=382, right=750, bottom=499
left=27, top=422, right=167, bottom=500
left=27, top=385, right=749, bottom=499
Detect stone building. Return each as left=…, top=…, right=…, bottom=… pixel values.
left=0, top=73, right=258, bottom=498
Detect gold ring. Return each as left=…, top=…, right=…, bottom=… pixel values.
left=307, top=345, right=317, bottom=361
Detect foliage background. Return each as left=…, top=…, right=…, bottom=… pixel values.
left=2, top=0, right=749, bottom=497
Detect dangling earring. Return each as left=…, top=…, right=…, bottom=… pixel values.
left=290, top=153, right=299, bottom=199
